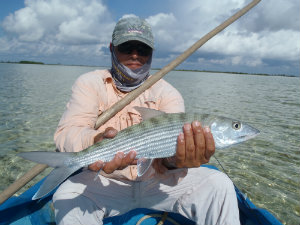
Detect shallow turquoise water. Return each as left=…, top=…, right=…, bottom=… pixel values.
left=0, top=63, right=299, bottom=224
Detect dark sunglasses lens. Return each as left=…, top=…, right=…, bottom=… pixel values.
left=137, top=45, right=152, bottom=56
left=117, top=43, right=152, bottom=56
left=117, top=43, right=132, bottom=54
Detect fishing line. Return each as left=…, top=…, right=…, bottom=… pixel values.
left=213, top=155, right=230, bottom=179
left=213, top=155, right=264, bottom=225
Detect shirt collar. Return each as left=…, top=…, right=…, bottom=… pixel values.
left=103, top=69, right=127, bottom=97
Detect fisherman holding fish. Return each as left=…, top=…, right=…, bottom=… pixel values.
left=52, top=16, right=241, bottom=225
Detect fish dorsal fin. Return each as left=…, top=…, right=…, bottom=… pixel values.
left=133, top=107, right=166, bottom=121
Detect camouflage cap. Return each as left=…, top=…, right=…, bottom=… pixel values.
left=112, top=16, right=154, bottom=49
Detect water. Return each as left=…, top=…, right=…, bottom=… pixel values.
left=0, top=63, right=299, bottom=224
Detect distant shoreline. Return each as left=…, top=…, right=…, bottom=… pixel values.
left=0, top=61, right=298, bottom=77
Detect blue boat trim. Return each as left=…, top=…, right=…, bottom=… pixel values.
left=0, top=165, right=282, bottom=225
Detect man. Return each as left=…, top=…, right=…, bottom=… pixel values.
left=53, top=16, right=240, bottom=225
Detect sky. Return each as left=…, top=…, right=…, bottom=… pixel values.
left=0, top=0, right=299, bottom=76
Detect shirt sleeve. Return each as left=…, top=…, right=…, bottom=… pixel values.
left=54, top=74, right=102, bottom=152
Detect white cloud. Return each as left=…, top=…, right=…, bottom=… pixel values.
left=1, top=0, right=114, bottom=59
left=201, top=29, right=300, bottom=62
left=120, top=14, right=138, bottom=19
left=147, top=13, right=177, bottom=48
left=240, top=0, right=300, bottom=32
left=199, top=55, right=263, bottom=68
left=231, top=56, right=243, bottom=65
left=149, top=0, right=299, bottom=72
left=3, top=6, right=44, bottom=41
left=55, top=0, right=113, bottom=44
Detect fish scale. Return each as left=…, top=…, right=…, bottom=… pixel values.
left=19, top=109, right=260, bottom=200
left=72, top=118, right=185, bottom=167
left=66, top=113, right=244, bottom=167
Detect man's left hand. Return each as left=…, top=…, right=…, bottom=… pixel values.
left=158, top=121, right=215, bottom=172
left=175, top=121, right=215, bottom=168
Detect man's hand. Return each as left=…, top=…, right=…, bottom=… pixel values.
left=175, top=121, right=215, bottom=168
left=160, top=121, right=215, bottom=171
left=88, top=127, right=137, bottom=174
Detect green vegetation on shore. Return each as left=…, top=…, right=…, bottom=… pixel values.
left=152, top=68, right=296, bottom=77
left=19, top=60, right=44, bottom=64
left=173, top=68, right=271, bottom=76
left=1, top=60, right=44, bottom=65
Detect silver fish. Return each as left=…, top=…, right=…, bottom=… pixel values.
left=19, top=107, right=259, bottom=200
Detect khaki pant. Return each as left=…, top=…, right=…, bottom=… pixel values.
left=53, top=167, right=240, bottom=225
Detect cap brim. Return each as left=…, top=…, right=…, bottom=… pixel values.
left=113, top=36, right=154, bottom=49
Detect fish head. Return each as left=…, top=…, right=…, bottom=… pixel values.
left=210, top=117, right=260, bottom=149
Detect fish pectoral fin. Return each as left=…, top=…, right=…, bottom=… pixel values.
left=137, top=158, right=154, bottom=177
left=133, top=107, right=166, bottom=121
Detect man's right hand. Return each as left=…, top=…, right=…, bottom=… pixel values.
left=88, top=127, right=137, bottom=174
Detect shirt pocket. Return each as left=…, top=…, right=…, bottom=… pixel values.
left=95, top=102, right=117, bottom=132
left=127, top=107, right=142, bottom=126
left=144, top=100, right=158, bottom=110
left=128, top=96, right=159, bottom=125
left=143, top=94, right=160, bottom=110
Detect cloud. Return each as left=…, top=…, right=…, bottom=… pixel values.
left=1, top=0, right=115, bottom=63
left=240, top=0, right=300, bottom=32
left=147, top=13, right=178, bottom=49
left=201, top=29, right=300, bottom=61
left=2, top=0, right=114, bottom=44
left=208, top=55, right=263, bottom=67
left=145, top=0, right=299, bottom=74
left=3, top=6, right=44, bottom=41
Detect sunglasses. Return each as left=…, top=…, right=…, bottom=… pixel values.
left=117, top=42, right=152, bottom=57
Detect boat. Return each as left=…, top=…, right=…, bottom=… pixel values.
left=0, top=165, right=282, bottom=225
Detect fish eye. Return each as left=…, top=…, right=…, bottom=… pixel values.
left=232, top=121, right=241, bottom=130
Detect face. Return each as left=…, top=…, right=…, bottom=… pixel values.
left=111, top=41, right=152, bottom=70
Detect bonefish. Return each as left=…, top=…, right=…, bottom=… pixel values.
left=19, top=107, right=260, bottom=200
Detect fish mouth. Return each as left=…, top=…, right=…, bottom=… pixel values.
left=241, top=129, right=260, bottom=141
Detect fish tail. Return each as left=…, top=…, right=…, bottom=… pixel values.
left=32, top=165, right=80, bottom=200
left=18, top=151, right=80, bottom=200
left=18, top=151, right=74, bottom=167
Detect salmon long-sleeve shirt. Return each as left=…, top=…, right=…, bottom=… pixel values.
left=54, top=69, right=186, bottom=180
